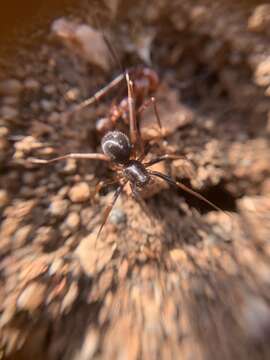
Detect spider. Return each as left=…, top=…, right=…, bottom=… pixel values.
left=30, top=72, right=224, bottom=237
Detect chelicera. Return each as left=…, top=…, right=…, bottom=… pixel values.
left=30, top=72, right=225, bottom=237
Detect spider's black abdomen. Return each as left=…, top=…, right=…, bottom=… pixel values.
left=124, top=160, right=150, bottom=187
left=101, top=131, right=131, bottom=164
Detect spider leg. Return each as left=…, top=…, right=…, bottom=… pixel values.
left=97, top=181, right=127, bottom=238
left=137, top=142, right=152, bottom=162
left=148, top=170, right=228, bottom=214
left=131, top=184, right=155, bottom=225
left=126, top=71, right=144, bottom=157
left=144, top=154, right=187, bottom=167
left=138, top=96, right=163, bottom=134
left=94, top=179, right=118, bottom=195
left=29, top=153, right=110, bottom=164
left=65, top=73, right=125, bottom=117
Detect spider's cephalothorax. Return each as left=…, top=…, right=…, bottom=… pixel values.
left=123, top=160, right=150, bottom=188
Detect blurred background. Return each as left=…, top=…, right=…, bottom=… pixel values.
left=0, top=1, right=269, bottom=359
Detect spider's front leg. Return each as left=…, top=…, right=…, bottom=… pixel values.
left=143, top=154, right=187, bottom=167
left=28, top=153, right=110, bottom=164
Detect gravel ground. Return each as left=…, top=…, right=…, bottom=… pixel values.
left=0, top=1, right=270, bottom=359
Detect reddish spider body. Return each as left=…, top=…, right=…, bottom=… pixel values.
left=95, top=66, right=159, bottom=133
left=68, top=66, right=160, bottom=134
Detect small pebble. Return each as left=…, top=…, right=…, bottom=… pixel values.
left=2, top=96, right=19, bottom=106
left=68, top=182, right=91, bottom=203
left=40, top=99, right=55, bottom=112
left=49, top=198, right=69, bottom=217
left=64, top=87, right=80, bottom=102
left=30, top=101, right=40, bottom=112
left=109, top=207, right=127, bottom=225
left=1, top=106, right=18, bottom=120
left=0, top=189, right=9, bottom=207
left=24, top=78, right=40, bottom=92
left=243, top=295, right=270, bottom=342
left=35, top=226, right=56, bottom=245
left=76, top=329, right=99, bottom=360
left=62, top=159, right=77, bottom=174
left=0, top=304, right=17, bottom=327
left=20, top=186, right=35, bottom=198
left=17, top=282, right=46, bottom=312
left=48, top=111, right=61, bottom=123
left=57, top=185, right=69, bottom=198
left=65, top=211, right=80, bottom=230
left=22, top=172, right=36, bottom=185
left=0, top=137, right=8, bottom=152
left=0, top=78, right=23, bottom=95
left=49, top=257, right=64, bottom=275
left=0, top=126, right=9, bottom=137
left=43, top=84, right=56, bottom=95
left=13, top=224, right=32, bottom=247
left=61, top=283, right=78, bottom=313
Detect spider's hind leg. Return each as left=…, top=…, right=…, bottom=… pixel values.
left=130, top=184, right=156, bottom=226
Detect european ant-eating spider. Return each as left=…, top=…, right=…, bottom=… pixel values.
left=30, top=72, right=226, bottom=237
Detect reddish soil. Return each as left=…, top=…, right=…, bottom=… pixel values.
left=0, top=1, right=269, bottom=359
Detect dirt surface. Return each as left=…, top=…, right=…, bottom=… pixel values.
left=0, top=1, right=270, bottom=359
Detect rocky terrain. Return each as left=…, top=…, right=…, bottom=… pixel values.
left=0, top=1, right=269, bottom=359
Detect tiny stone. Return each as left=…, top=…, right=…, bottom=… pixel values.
left=49, top=198, right=69, bottom=217
left=61, top=283, right=78, bottom=313
left=75, top=233, right=114, bottom=275
left=2, top=96, right=19, bottom=105
left=24, top=78, right=40, bottom=92
left=0, top=304, right=16, bottom=327
left=49, top=257, right=64, bottom=275
left=40, top=99, right=55, bottom=112
left=30, top=101, right=40, bottom=112
left=65, top=211, right=80, bottom=230
left=17, top=282, right=46, bottom=312
left=64, top=87, right=80, bottom=102
left=0, top=127, right=9, bottom=137
left=1, top=106, right=18, bottom=120
left=0, top=189, right=9, bottom=207
left=57, top=185, right=69, bottom=198
left=35, top=226, right=56, bottom=245
left=13, top=224, right=32, bottom=247
left=0, top=79, right=23, bottom=96
left=0, top=137, right=9, bottom=152
left=80, top=207, right=94, bottom=229
left=77, top=329, right=99, bottom=360
left=65, top=235, right=77, bottom=247
left=109, top=207, right=127, bottom=225
left=43, top=84, right=56, bottom=95
left=68, top=182, right=91, bottom=203
left=35, top=185, right=48, bottom=198
left=20, top=186, right=34, bottom=198
left=61, top=226, right=72, bottom=238
left=243, top=295, right=270, bottom=342
left=62, top=159, right=77, bottom=174
left=48, top=111, right=61, bottom=123
left=248, top=4, right=270, bottom=33
left=22, top=172, right=36, bottom=185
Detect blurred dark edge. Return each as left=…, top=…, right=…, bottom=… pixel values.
left=0, top=0, right=75, bottom=47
